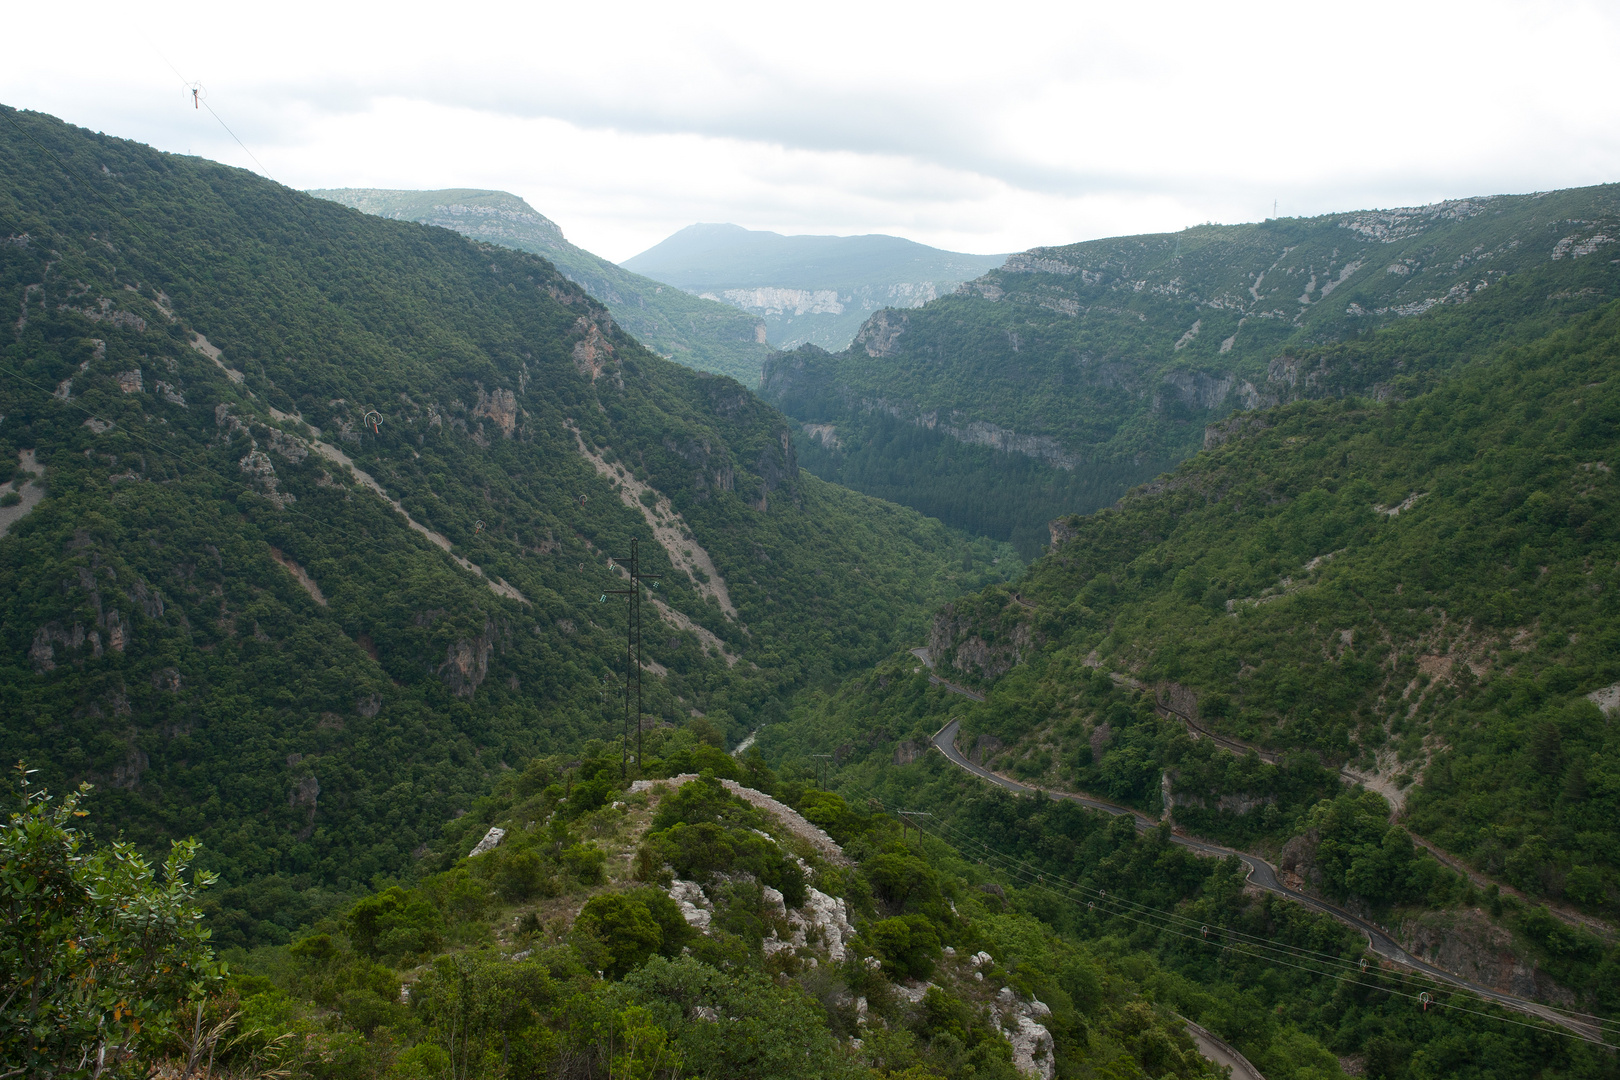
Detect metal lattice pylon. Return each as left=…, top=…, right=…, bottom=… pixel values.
left=602, top=537, right=660, bottom=778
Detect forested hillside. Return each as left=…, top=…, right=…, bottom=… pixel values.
left=309, top=188, right=774, bottom=384
left=756, top=292, right=1620, bottom=1075
left=763, top=187, right=1620, bottom=552
left=0, top=106, right=1012, bottom=938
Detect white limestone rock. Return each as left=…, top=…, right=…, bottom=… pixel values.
left=467, top=827, right=505, bottom=857
left=894, top=981, right=934, bottom=1004
left=763, top=885, right=855, bottom=960
left=1006, top=1013, right=1055, bottom=1080
left=668, top=879, right=713, bottom=931
left=993, top=991, right=1056, bottom=1080
left=762, top=885, right=787, bottom=916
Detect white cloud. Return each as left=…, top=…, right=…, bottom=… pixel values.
left=4, top=0, right=1618, bottom=261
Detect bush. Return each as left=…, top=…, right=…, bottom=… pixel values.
left=1, top=768, right=221, bottom=1078
left=349, top=887, right=443, bottom=959
left=490, top=847, right=556, bottom=901
left=386, top=1041, right=450, bottom=1079
left=563, top=843, right=608, bottom=886
left=868, top=914, right=942, bottom=980
left=640, top=822, right=805, bottom=906
left=576, top=894, right=667, bottom=978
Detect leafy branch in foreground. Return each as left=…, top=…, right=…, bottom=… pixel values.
left=1, top=762, right=221, bottom=1079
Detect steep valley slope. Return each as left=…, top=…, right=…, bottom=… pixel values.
left=0, top=105, right=1013, bottom=937
left=763, top=187, right=1620, bottom=552
left=769, top=287, right=1620, bottom=1030
left=309, top=188, right=774, bottom=385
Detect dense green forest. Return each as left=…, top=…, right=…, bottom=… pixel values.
left=785, top=383, right=1171, bottom=554
left=908, top=296, right=1620, bottom=911
left=0, top=106, right=1013, bottom=942
left=762, top=188, right=1620, bottom=550
left=774, top=700, right=1620, bottom=1080
left=758, top=285, right=1620, bottom=1074
left=309, top=189, right=774, bottom=385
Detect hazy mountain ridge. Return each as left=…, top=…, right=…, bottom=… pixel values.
left=309, top=188, right=773, bottom=384
left=762, top=185, right=1620, bottom=550
left=623, top=222, right=1005, bottom=351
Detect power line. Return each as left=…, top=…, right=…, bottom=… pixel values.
left=878, top=771, right=1612, bottom=1029
left=140, top=33, right=298, bottom=207
left=837, top=778, right=1611, bottom=1044
left=601, top=537, right=660, bottom=779
left=880, top=785, right=1607, bottom=1042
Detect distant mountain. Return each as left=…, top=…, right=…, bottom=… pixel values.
left=308, top=189, right=772, bottom=384
left=761, top=187, right=1620, bottom=552
left=621, top=223, right=1005, bottom=352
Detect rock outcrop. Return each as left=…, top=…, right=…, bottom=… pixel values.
left=995, top=987, right=1055, bottom=1080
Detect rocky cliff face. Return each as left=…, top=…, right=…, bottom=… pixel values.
left=928, top=591, right=1039, bottom=682
left=1278, top=831, right=1583, bottom=1010
left=1395, top=908, right=1581, bottom=1008
left=760, top=184, right=1620, bottom=521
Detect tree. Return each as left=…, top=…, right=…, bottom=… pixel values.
left=868, top=914, right=942, bottom=980
left=576, top=895, right=666, bottom=979
left=1, top=765, right=221, bottom=1078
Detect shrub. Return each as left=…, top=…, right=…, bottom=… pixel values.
left=868, top=914, right=942, bottom=980
left=563, top=843, right=608, bottom=886
left=349, top=887, right=443, bottom=959
left=576, top=894, right=666, bottom=978
left=1, top=768, right=221, bottom=1078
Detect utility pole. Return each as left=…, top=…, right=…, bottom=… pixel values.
left=898, top=810, right=931, bottom=843
left=811, top=753, right=833, bottom=789
left=602, top=537, right=660, bottom=779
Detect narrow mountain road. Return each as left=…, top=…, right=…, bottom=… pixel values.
left=911, top=647, right=984, bottom=701
left=927, top=645, right=1616, bottom=947
left=1178, top=1015, right=1266, bottom=1080
left=928, top=717, right=1602, bottom=1042
left=1152, top=697, right=1282, bottom=765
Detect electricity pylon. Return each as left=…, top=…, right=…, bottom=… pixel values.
left=602, top=537, right=660, bottom=779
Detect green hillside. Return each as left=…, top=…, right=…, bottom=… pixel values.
left=754, top=292, right=1620, bottom=1072
left=623, top=222, right=1005, bottom=352
left=308, top=188, right=773, bottom=385
left=777, top=289, right=1620, bottom=921
left=8, top=103, right=1620, bottom=1080
left=0, top=106, right=1012, bottom=939
left=763, top=188, right=1620, bottom=552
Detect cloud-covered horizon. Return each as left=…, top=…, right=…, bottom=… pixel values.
left=6, top=0, right=1619, bottom=262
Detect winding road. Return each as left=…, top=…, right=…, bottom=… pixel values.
left=928, top=714, right=1602, bottom=1042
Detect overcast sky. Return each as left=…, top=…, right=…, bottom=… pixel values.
left=6, top=1, right=1620, bottom=262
